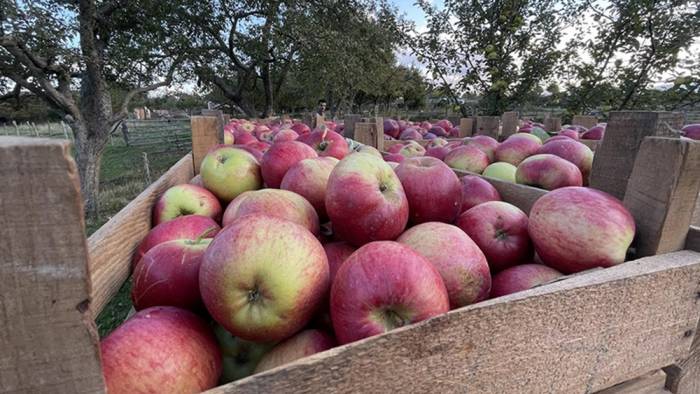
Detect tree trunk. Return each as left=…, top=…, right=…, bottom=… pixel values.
left=261, top=63, right=274, bottom=118
left=71, top=122, right=107, bottom=218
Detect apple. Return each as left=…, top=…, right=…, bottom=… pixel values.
left=323, top=242, right=356, bottom=283
left=133, top=215, right=220, bottom=268
left=387, top=143, right=404, bottom=154
left=528, top=186, right=635, bottom=273
left=101, top=306, right=221, bottom=393
left=291, top=122, right=311, bottom=135
left=423, top=132, right=437, bottom=139
left=530, top=128, right=550, bottom=143
left=490, top=264, right=563, bottom=297
left=400, top=128, right=423, bottom=140
left=682, top=124, right=700, bottom=140
left=280, top=157, right=339, bottom=221
left=261, top=140, right=318, bottom=188
left=395, top=157, right=462, bottom=224
left=236, top=122, right=255, bottom=135
left=222, top=189, right=320, bottom=236
left=254, top=329, right=335, bottom=373
left=436, top=119, right=453, bottom=131
left=581, top=125, right=605, bottom=140
left=538, top=139, right=593, bottom=183
left=559, top=129, right=580, bottom=140
left=398, top=141, right=426, bottom=157
left=326, top=153, right=409, bottom=246
left=384, top=152, right=405, bottom=163
left=273, top=128, right=299, bottom=142
left=425, top=143, right=452, bottom=160
left=214, top=325, right=274, bottom=383
left=330, top=241, right=449, bottom=344
left=444, top=145, right=490, bottom=174
left=235, top=143, right=265, bottom=162
left=152, top=184, right=222, bottom=226
left=397, top=222, right=491, bottom=308
left=420, top=121, right=432, bottom=130
left=383, top=119, right=400, bottom=138
left=448, top=127, right=461, bottom=137
left=429, top=125, right=448, bottom=137
left=200, top=214, right=329, bottom=342
left=224, top=129, right=235, bottom=144
left=354, top=145, right=383, bottom=158
left=461, top=135, right=498, bottom=162
left=459, top=175, right=501, bottom=213
left=515, top=154, right=583, bottom=190
left=200, top=146, right=262, bottom=202
left=189, top=174, right=204, bottom=187
left=297, top=129, right=349, bottom=160
left=494, top=133, right=542, bottom=166
left=482, top=162, right=517, bottom=182
left=234, top=132, right=258, bottom=145
left=456, top=201, right=533, bottom=272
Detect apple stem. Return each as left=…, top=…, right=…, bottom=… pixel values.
left=194, top=226, right=217, bottom=244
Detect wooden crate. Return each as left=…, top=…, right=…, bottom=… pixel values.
left=2, top=111, right=700, bottom=394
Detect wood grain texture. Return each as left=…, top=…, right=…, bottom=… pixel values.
left=207, top=250, right=700, bottom=394
left=589, top=111, right=684, bottom=200
left=453, top=169, right=547, bottom=214
left=501, top=111, right=519, bottom=139
left=88, top=154, right=194, bottom=315
left=459, top=117, right=473, bottom=137
left=595, top=370, right=669, bottom=394
left=580, top=139, right=599, bottom=151
left=664, top=317, right=700, bottom=394
left=476, top=116, right=500, bottom=139
left=544, top=117, right=562, bottom=132
left=623, top=138, right=700, bottom=257
left=573, top=115, right=599, bottom=129
left=0, top=137, right=104, bottom=393
left=343, top=114, right=362, bottom=139
left=354, top=120, right=383, bottom=151
left=191, top=116, right=221, bottom=174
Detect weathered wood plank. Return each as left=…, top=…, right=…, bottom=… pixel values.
left=355, top=120, right=383, bottom=151
left=623, top=137, right=700, bottom=257
left=589, top=111, right=684, bottom=200
left=476, top=116, right=500, bottom=139
left=453, top=169, right=546, bottom=214
left=0, top=137, right=104, bottom=393
left=684, top=226, right=700, bottom=252
left=459, top=117, right=473, bottom=138
left=343, top=114, right=362, bottom=139
left=572, top=115, right=598, bottom=129
left=501, top=111, right=519, bottom=139
left=88, top=154, right=194, bottom=315
left=191, top=116, right=221, bottom=174
left=595, top=370, right=669, bottom=394
left=544, top=117, right=562, bottom=132
left=209, top=250, right=700, bottom=394
left=580, top=139, right=599, bottom=151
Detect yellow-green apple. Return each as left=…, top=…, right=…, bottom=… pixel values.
left=456, top=201, right=533, bottom=271
left=326, top=153, right=409, bottom=246
left=236, top=121, right=255, bottom=134
left=152, top=184, right=222, bottom=225
left=354, top=145, right=382, bottom=158
left=581, top=125, right=605, bottom=140
left=133, top=215, right=220, bottom=268
left=463, top=135, right=499, bottom=161
left=444, top=145, right=490, bottom=173
left=222, top=189, right=320, bottom=236
left=254, top=329, right=335, bottom=373
left=528, top=186, right=635, bottom=273
left=224, top=128, right=235, bottom=144
left=483, top=162, right=517, bottom=182
left=397, top=222, right=491, bottom=308
left=395, top=157, right=462, bottom=223
left=494, top=133, right=543, bottom=166
left=398, top=140, right=426, bottom=157
left=330, top=241, right=449, bottom=344
left=515, top=154, right=583, bottom=190
left=132, top=238, right=211, bottom=311
left=490, top=264, right=563, bottom=298
left=280, top=157, right=339, bottom=221
left=261, top=141, right=318, bottom=188
left=200, top=214, right=329, bottom=342
left=214, top=325, right=274, bottom=383
left=459, top=175, right=501, bottom=213
left=189, top=174, right=204, bottom=187
left=297, top=129, right=349, bottom=160
left=200, top=146, right=262, bottom=202
left=529, top=128, right=549, bottom=143
left=537, top=139, right=593, bottom=184
left=100, top=306, right=221, bottom=394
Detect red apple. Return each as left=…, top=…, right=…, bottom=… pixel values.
left=538, top=139, right=593, bottom=183
left=330, top=241, right=449, bottom=344
left=131, top=238, right=210, bottom=311
left=581, top=125, right=605, bottom=140
left=395, top=156, right=461, bottom=223
left=383, top=119, right=400, bottom=138
left=459, top=175, right=501, bottom=213
left=200, top=214, right=329, bottom=342
left=429, top=125, right=448, bottom=137
left=200, top=146, right=262, bottom=202
left=297, top=129, right=349, bottom=160
left=189, top=174, right=204, bottom=187
left=222, top=188, right=320, bottom=236
left=101, top=306, right=221, bottom=394
left=326, top=153, right=409, bottom=246
left=152, top=184, right=222, bottom=226
left=456, top=201, right=533, bottom=271
left=384, top=152, right=405, bottom=163
left=399, top=128, right=423, bottom=140
left=559, top=129, right=580, bottom=140
left=387, top=143, right=404, bottom=154
left=291, top=122, right=311, bottom=135
left=463, top=135, right=499, bottom=162
left=398, top=222, right=491, bottom=308
left=515, top=154, right=583, bottom=190
left=273, top=128, right=299, bottom=142
left=261, top=140, right=318, bottom=188
left=682, top=124, right=700, bottom=140
left=133, top=215, right=220, bottom=269
left=234, top=132, right=258, bottom=145
left=280, top=157, right=338, bottom=221
left=528, top=186, right=635, bottom=273
left=436, top=119, right=453, bottom=131
left=323, top=242, right=356, bottom=283
left=444, top=145, right=490, bottom=173
left=490, top=264, right=563, bottom=297
left=494, top=133, right=542, bottom=166
left=254, top=329, right=335, bottom=373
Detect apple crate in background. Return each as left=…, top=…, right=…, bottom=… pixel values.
left=1, top=111, right=699, bottom=394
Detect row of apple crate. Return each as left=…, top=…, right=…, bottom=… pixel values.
left=1, top=110, right=699, bottom=394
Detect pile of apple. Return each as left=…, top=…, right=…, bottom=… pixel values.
left=386, top=122, right=603, bottom=191
left=100, top=118, right=635, bottom=393
left=383, top=118, right=461, bottom=140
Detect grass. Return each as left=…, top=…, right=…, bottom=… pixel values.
left=85, top=139, right=188, bottom=337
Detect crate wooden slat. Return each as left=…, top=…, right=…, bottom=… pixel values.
left=191, top=116, right=222, bottom=174
left=476, top=116, right=500, bottom=139
left=572, top=115, right=599, bottom=129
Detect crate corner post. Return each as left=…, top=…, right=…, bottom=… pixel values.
left=191, top=115, right=222, bottom=174
left=0, top=137, right=105, bottom=393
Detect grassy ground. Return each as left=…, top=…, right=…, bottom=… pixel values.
left=86, top=141, right=188, bottom=337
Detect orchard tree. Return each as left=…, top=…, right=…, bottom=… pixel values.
left=0, top=0, right=186, bottom=217
left=411, top=0, right=573, bottom=115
